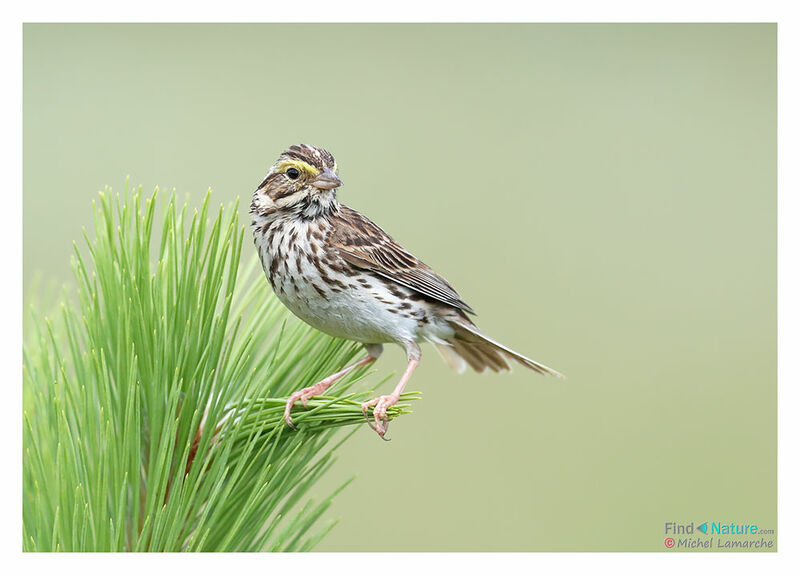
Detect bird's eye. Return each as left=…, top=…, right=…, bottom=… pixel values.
left=286, top=168, right=300, bottom=180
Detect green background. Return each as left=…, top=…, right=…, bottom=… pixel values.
left=23, top=24, right=776, bottom=551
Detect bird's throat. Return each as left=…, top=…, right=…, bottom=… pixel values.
left=294, top=192, right=340, bottom=222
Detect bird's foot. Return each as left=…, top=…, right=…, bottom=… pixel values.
left=361, top=393, right=400, bottom=440
left=284, top=381, right=331, bottom=429
left=284, top=354, right=380, bottom=430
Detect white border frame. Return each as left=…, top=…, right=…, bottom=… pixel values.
left=4, top=2, right=795, bottom=573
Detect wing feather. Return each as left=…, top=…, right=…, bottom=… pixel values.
left=330, top=206, right=476, bottom=314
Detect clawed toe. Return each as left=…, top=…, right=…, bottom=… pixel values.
left=361, top=403, right=377, bottom=429
left=284, top=389, right=317, bottom=430
left=361, top=394, right=399, bottom=440
left=283, top=402, right=299, bottom=430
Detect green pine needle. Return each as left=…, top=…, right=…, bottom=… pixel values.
left=22, top=184, right=415, bottom=552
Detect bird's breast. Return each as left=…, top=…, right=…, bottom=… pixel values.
left=251, top=215, right=441, bottom=344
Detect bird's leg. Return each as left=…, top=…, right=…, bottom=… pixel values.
left=362, top=343, right=420, bottom=440
left=284, top=344, right=383, bottom=429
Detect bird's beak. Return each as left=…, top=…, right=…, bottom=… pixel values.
left=310, top=168, right=343, bottom=190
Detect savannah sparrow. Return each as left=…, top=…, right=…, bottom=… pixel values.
left=250, top=144, right=562, bottom=439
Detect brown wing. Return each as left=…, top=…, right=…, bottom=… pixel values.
left=330, top=206, right=476, bottom=314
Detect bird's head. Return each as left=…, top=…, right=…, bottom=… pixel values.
left=252, top=144, right=342, bottom=216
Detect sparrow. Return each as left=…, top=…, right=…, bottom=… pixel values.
left=250, top=144, right=562, bottom=439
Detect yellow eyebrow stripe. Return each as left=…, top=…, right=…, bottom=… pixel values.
left=275, top=159, right=320, bottom=177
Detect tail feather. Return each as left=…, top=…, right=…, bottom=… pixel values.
left=433, top=342, right=467, bottom=374
left=453, top=339, right=510, bottom=373
left=445, top=341, right=483, bottom=372
left=443, top=318, right=565, bottom=378
left=447, top=340, right=502, bottom=373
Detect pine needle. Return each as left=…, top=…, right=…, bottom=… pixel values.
left=22, top=184, right=414, bottom=551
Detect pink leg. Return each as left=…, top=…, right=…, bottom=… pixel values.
left=284, top=354, right=377, bottom=429
left=361, top=356, right=419, bottom=440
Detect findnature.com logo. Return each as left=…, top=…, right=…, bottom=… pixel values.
left=663, top=521, right=775, bottom=550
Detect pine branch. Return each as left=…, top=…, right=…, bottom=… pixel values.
left=22, top=184, right=413, bottom=552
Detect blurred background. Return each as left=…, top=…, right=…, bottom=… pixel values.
left=23, top=24, right=776, bottom=551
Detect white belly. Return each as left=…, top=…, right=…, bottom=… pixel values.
left=276, top=278, right=420, bottom=344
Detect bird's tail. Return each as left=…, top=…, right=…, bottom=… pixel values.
left=434, top=318, right=564, bottom=378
